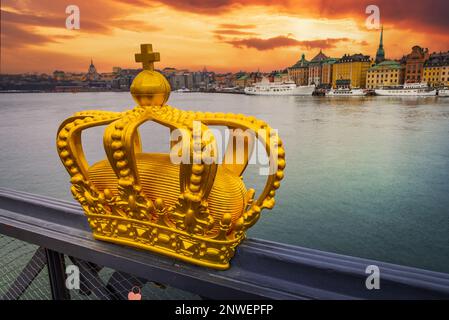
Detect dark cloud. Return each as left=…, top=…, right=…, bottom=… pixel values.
left=137, top=0, right=236, bottom=12
left=1, top=9, right=109, bottom=32
left=225, top=36, right=299, bottom=50
left=0, top=22, right=78, bottom=48
left=113, top=0, right=288, bottom=14
left=4, top=0, right=448, bottom=37
left=312, top=0, right=449, bottom=34
left=0, top=8, right=161, bottom=49
left=224, top=35, right=351, bottom=50
left=136, top=0, right=449, bottom=34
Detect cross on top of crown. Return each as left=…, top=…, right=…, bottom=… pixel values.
left=135, top=44, right=160, bottom=71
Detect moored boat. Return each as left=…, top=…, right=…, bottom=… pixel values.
left=244, top=77, right=315, bottom=96
left=326, top=87, right=366, bottom=96
left=375, top=82, right=436, bottom=96
left=438, top=88, right=449, bottom=97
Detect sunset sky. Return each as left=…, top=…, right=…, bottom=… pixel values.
left=1, top=0, right=449, bottom=74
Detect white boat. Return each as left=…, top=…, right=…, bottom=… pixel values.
left=175, top=88, right=191, bottom=93
left=219, top=86, right=240, bottom=93
left=375, top=82, right=436, bottom=96
left=244, top=77, right=315, bottom=96
left=327, top=87, right=366, bottom=96
left=438, top=88, right=449, bottom=97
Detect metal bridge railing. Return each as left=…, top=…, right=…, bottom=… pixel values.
left=1, top=187, right=449, bottom=300
left=0, top=235, right=198, bottom=300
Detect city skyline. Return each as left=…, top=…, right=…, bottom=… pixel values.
left=1, top=0, right=449, bottom=74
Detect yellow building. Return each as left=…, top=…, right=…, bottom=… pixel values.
left=332, top=54, right=372, bottom=88
left=288, top=54, right=309, bottom=86
left=423, top=51, right=449, bottom=87
left=234, top=74, right=250, bottom=88
left=272, top=72, right=290, bottom=83
left=366, top=60, right=404, bottom=89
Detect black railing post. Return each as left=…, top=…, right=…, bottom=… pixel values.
left=45, top=248, right=70, bottom=300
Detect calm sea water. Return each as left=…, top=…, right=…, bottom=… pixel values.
left=1, top=92, right=448, bottom=273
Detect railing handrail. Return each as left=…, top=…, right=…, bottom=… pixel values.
left=1, top=187, right=449, bottom=299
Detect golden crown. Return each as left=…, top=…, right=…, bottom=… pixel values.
left=57, top=44, right=285, bottom=269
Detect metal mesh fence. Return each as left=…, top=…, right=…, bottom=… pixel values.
left=0, top=236, right=52, bottom=299
left=0, top=235, right=199, bottom=300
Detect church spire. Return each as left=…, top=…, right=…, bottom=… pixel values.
left=375, top=25, right=385, bottom=64
left=379, top=25, right=383, bottom=48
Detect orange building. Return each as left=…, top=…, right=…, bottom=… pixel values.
left=307, top=50, right=328, bottom=85
left=404, top=46, right=429, bottom=83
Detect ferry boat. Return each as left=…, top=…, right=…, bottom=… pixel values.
left=438, top=88, right=449, bottom=97
left=375, top=82, right=436, bottom=96
left=326, top=87, right=366, bottom=96
left=244, top=77, right=315, bottom=96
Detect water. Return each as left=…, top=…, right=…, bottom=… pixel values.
left=1, top=92, right=449, bottom=273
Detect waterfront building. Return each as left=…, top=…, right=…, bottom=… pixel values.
left=162, top=68, right=213, bottom=91
left=111, top=68, right=140, bottom=89
left=288, top=54, right=309, bottom=86
left=269, top=70, right=289, bottom=83
left=0, top=73, right=56, bottom=91
left=214, top=73, right=234, bottom=88
left=235, top=74, right=250, bottom=88
left=100, top=72, right=117, bottom=81
left=423, top=51, right=449, bottom=87
left=173, top=71, right=193, bottom=90
left=232, top=71, right=262, bottom=88
left=191, top=67, right=213, bottom=90
left=375, top=26, right=385, bottom=64
left=161, top=67, right=177, bottom=76
left=161, top=68, right=190, bottom=90
left=366, top=60, right=404, bottom=89
left=332, top=54, right=371, bottom=88
left=53, top=70, right=65, bottom=81
left=280, top=72, right=290, bottom=82
left=308, top=50, right=328, bottom=85
left=321, top=58, right=338, bottom=87
left=366, top=26, right=405, bottom=89
left=404, top=46, right=429, bottom=83
left=83, top=59, right=101, bottom=81
left=65, top=73, right=85, bottom=81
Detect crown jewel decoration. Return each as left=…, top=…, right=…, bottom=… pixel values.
left=57, top=44, right=285, bottom=269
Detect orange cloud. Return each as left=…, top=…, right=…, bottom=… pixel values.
left=214, top=29, right=259, bottom=36
left=217, top=23, right=257, bottom=29
left=224, top=35, right=352, bottom=50
left=0, top=0, right=448, bottom=73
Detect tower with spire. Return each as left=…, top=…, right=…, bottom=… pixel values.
left=84, top=58, right=101, bottom=81
left=375, top=26, right=385, bottom=64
